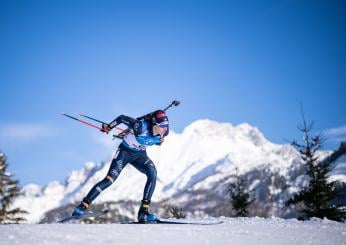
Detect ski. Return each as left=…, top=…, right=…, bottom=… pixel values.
left=157, top=220, right=223, bottom=225
left=58, top=210, right=109, bottom=223
left=121, top=219, right=223, bottom=225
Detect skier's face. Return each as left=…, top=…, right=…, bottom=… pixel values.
left=153, top=123, right=168, bottom=138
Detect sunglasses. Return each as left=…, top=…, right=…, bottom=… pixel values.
left=157, top=123, right=169, bottom=128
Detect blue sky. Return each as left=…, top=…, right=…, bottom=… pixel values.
left=1, top=0, right=345, bottom=185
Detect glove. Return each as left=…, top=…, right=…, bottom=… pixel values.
left=100, top=123, right=111, bottom=133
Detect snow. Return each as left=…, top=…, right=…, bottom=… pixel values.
left=1, top=218, right=345, bottom=245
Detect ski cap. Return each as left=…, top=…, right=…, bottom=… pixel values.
left=154, top=110, right=169, bottom=125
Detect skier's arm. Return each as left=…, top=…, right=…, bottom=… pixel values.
left=109, top=115, right=143, bottom=136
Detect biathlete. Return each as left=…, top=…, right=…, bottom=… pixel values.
left=72, top=110, right=170, bottom=223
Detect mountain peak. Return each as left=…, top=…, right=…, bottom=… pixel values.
left=235, top=123, right=268, bottom=146
left=182, top=119, right=232, bottom=133
left=182, top=119, right=267, bottom=146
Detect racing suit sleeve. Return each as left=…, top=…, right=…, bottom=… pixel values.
left=109, top=115, right=143, bottom=136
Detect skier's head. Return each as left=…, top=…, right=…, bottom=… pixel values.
left=152, top=110, right=169, bottom=137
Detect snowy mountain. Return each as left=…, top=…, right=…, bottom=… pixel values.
left=12, top=119, right=346, bottom=223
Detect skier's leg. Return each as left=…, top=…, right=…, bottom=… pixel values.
left=85, top=150, right=129, bottom=202
left=72, top=149, right=130, bottom=216
left=131, top=154, right=157, bottom=201
left=131, top=154, right=158, bottom=222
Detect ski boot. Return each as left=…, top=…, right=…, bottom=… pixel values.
left=72, top=199, right=90, bottom=217
left=137, top=200, right=158, bottom=223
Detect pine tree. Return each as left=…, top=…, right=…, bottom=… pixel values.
left=285, top=112, right=346, bottom=222
left=228, top=168, right=253, bottom=217
left=0, top=151, right=27, bottom=224
left=169, top=206, right=186, bottom=219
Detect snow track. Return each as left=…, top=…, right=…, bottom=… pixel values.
left=1, top=217, right=345, bottom=245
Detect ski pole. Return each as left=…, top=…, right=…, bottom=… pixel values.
left=79, top=114, right=106, bottom=124
left=80, top=114, right=128, bottom=133
left=61, top=113, right=104, bottom=131
left=61, top=113, right=124, bottom=139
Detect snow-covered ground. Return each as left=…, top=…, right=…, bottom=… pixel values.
left=1, top=217, right=345, bottom=245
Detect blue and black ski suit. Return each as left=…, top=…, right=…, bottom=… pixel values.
left=82, top=115, right=166, bottom=205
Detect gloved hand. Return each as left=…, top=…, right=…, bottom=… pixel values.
left=100, top=123, right=111, bottom=133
